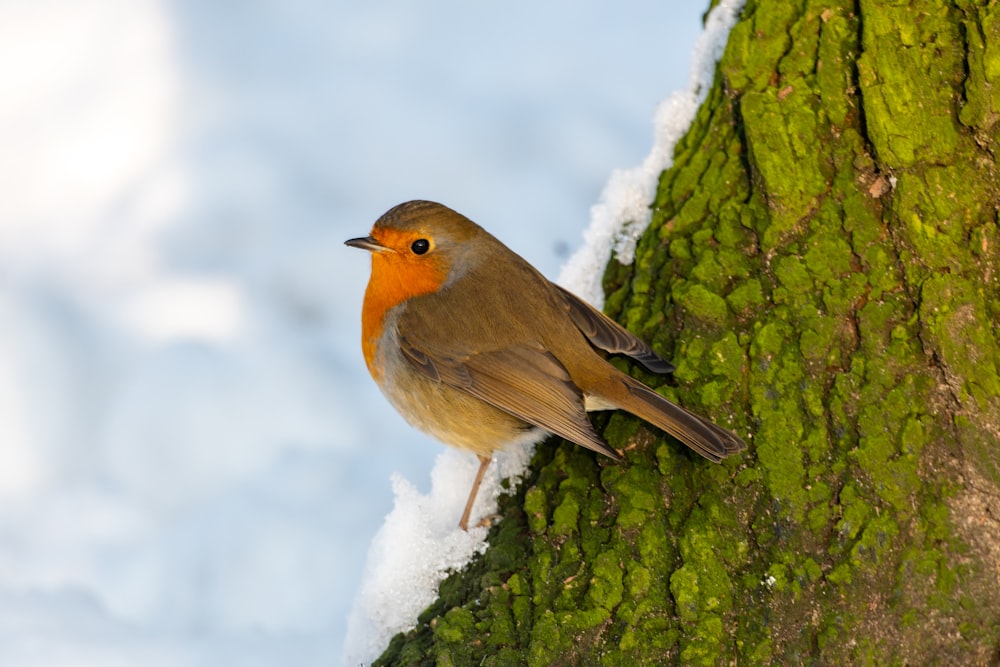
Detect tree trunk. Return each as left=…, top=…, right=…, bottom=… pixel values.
left=374, top=1, right=1000, bottom=664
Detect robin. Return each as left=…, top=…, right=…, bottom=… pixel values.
left=346, top=200, right=745, bottom=530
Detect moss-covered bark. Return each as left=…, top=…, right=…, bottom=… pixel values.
left=373, top=1, right=1000, bottom=665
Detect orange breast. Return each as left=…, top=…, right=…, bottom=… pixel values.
left=361, top=250, right=447, bottom=381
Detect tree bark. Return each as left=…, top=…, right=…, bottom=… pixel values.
left=374, top=1, right=1000, bottom=664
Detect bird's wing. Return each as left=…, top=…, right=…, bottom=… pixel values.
left=553, top=284, right=675, bottom=374
left=399, top=336, right=622, bottom=461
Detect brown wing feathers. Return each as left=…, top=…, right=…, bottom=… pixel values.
left=400, top=337, right=623, bottom=461
left=554, top=285, right=675, bottom=374
left=617, top=376, right=746, bottom=462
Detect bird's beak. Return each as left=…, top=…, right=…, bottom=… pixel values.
left=344, top=236, right=387, bottom=253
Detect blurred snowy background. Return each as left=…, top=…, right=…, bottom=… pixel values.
left=0, top=1, right=704, bottom=664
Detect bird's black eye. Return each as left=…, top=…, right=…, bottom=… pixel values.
left=411, top=238, right=430, bottom=255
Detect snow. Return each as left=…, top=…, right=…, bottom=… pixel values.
left=0, top=1, right=741, bottom=666
left=343, top=1, right=746, bottom=664
left=343, top=447, right=533, bottom=663
left=560, top=0, right=748, bottom=308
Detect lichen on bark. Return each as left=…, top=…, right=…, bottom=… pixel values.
left=372, top=1, right=1000, bottom=665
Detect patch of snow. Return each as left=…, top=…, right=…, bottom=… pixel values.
left=559, top=0, right=747, bottom=307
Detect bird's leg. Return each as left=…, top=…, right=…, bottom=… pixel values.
left=458, top=454, right=492, bottom=531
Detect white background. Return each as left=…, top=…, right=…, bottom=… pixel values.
left=0, top=2, right=704, bottom=664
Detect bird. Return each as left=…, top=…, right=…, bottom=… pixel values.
left=346, top=200, right=746, bottom=530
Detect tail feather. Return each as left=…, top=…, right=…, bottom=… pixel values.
left=615, top=376, right=746, bottom=462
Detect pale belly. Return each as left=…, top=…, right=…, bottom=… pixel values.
left=373, top=336, right=547, bottom=456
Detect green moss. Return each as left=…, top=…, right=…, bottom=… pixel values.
left=668, top=504, right=741, bottom=664
left=522, top=486, right=548, bottom=534
left=433, top=607, right=475, bottom=644
left=816, top=7, right=859, bottom=126
left=958, top=3, right=1000, bottom=130
left=675, top=282, right=730, bottom=329
left=726, top=278, right=766, bottom=313
left=679, top=615, right=726, bottom=666
left=850, top=515, right=899, bottom=568
left=920, top=274, right=1000, bottom=403
left=807, top=500, right=832, bottom=533
left=608, top=465, right=661, bottom=529
left=827, top=562, right=853, bottom=586
left=836, top=483, right=870, bottom=540
left=588, top=551, right=624, bottom=612
left=804, top=234, right=855, bottom=283
left=669, top=237, right=692, bottom=261
left=857, top=0, right=962, bottom=166
left=722, top=1, right=798, bottom=91
left=741, top=86, right=829, bottom=248
left=550, top=492, right=580, bottom=536
left=527, top=611, right=560, bottom=665
left=772, top=255, right=813, bottom=302
left=798, top=316, right=838, bottom=367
